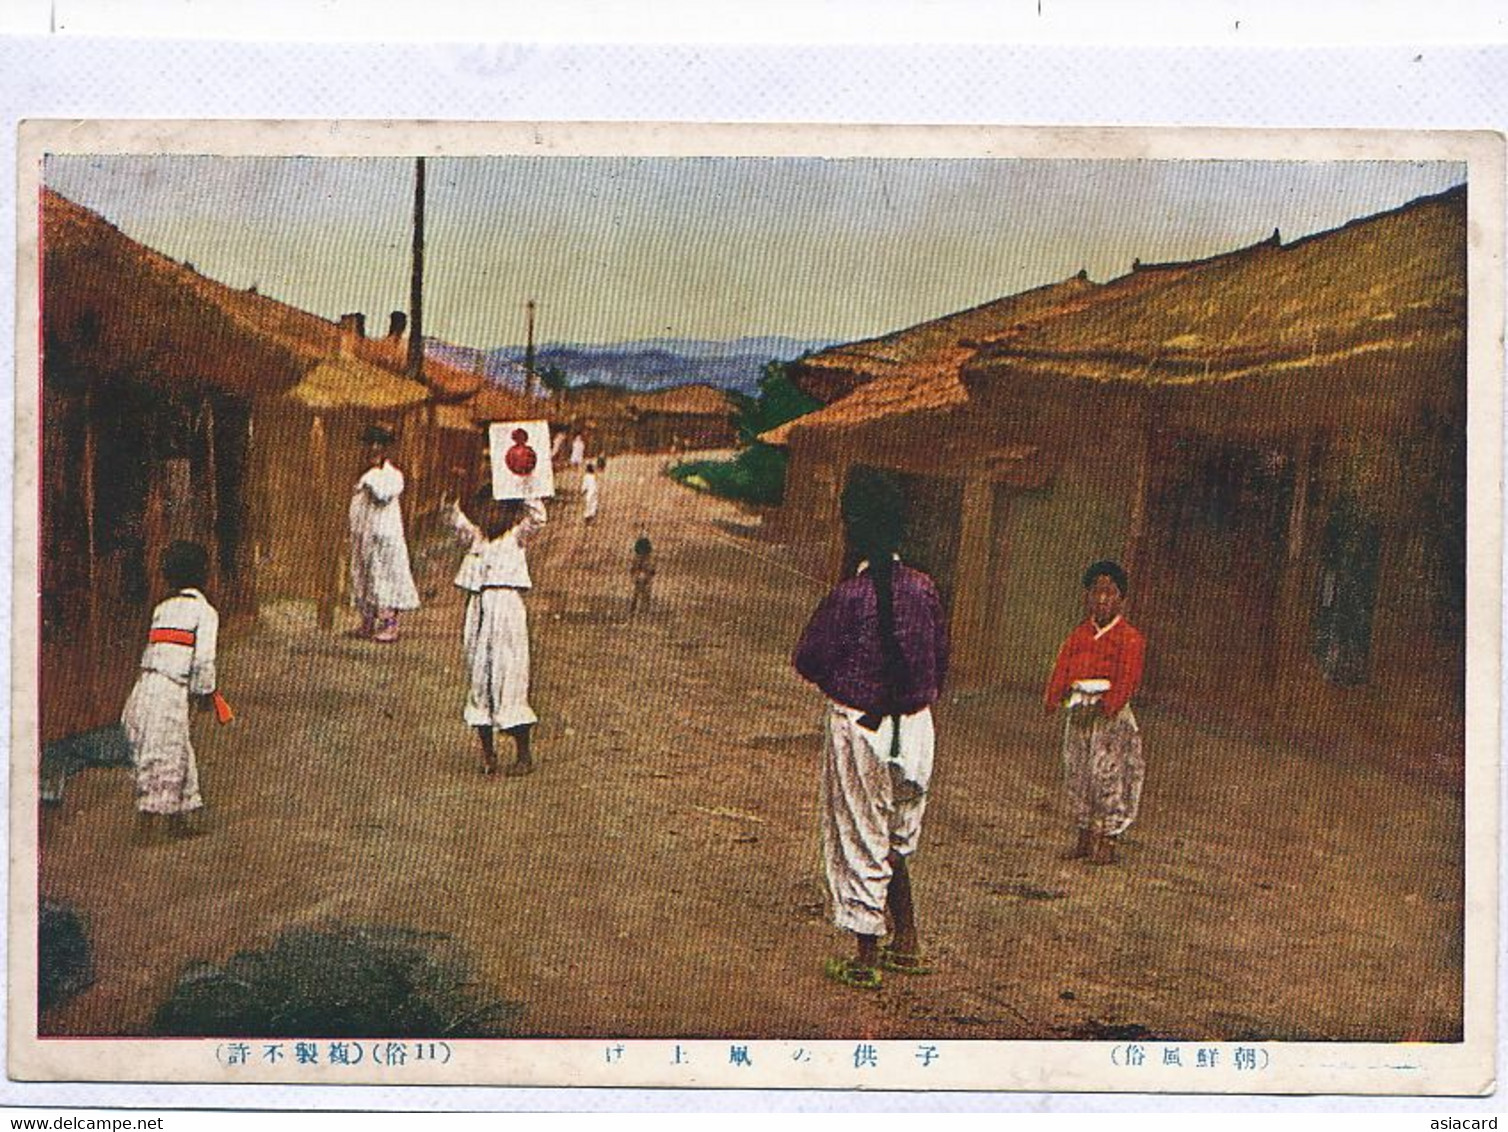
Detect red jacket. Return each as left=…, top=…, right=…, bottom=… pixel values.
left=1044, top=616, right=1146, bottom=718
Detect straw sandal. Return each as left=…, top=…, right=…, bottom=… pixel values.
left=824, top=957, right=883, bottom=991
left=878, top=945, right=935, bottom=975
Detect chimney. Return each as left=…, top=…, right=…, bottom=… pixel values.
left=387, top=310, right=408, bottom=340
left=338, top=312, right=366, bottom=355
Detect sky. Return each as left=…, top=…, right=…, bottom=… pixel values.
left=44, top=155, right=1465, bottom=350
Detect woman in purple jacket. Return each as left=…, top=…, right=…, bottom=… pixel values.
left=794, top=470, right=949, bottom=990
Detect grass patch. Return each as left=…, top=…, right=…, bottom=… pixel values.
left=670, top=443, right=790, bottom=506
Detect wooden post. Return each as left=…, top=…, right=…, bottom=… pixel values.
left=82, top=385, right=100, bottom=714
left=950, top=470, right=995, bottom=688
left=424, top=402, right=439, bottom=514
left=1286, top=434, right=1311, bottom=563
left=312, top=415, right=336, bottom=629
left=199, top=394, right=221, bottom=598
left=1272, top=433, right=1317, bottom=724
left=1122, top=397, right=1153, bottom=624
left=525, top=299, right=537, bottom=399
left=241, top=408, right=259, bottom=617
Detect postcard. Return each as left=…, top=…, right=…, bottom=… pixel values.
left=10, top=120, right=1501, bottom=1094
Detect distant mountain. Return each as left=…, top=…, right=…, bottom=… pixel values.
left=427, top=336, right=836, bottom=397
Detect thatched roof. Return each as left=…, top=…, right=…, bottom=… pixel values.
left=966, top=186, right=1465, bottom=390
left=626, top=383, right=736, bottom=417
left=42, top=189, right=432, bottom=413
left=43, top=189, right=307, bottom=398
left=763, top=187, right=1464, bottom=446
left=787, top=274, right=1099, bottom=405
left=284, top=356, right=434, bottom=413
left=467, top=384, right=551, bottom=426
left=761, top=248, right=1251, bottom=446
left=549, top=382, right=735, bottom=421
left=350, top=334, right=485, bottom=402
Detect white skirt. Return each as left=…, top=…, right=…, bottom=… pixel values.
left=462, top=588, right=537, bottom=729
left=350, top=531, right=421, bottom=612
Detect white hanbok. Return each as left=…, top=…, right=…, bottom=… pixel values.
left=581, top=471, right=600, bottom=522
left=348, top=460, right=421, bottom=614
left=449, top=499, right=547, bottom=729
left=121, top=589, right=218, bottom=815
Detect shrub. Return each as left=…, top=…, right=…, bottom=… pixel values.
left=150, top=924, right=522, bottom=1038
left=39, top=899, right=95, bottom=1014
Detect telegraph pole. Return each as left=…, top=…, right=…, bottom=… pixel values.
left=407, top=156, right=426, bottom=380
left=524, top=299, right=537, bottom=398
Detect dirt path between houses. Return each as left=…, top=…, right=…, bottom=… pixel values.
left=39, top=454, right=1463, bottom=1043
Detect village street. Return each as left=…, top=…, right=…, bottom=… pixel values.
left=39, top=454, right=1463, bottom=1042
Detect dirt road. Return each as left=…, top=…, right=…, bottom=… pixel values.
left=39, top=454, right=1463, bottom=1041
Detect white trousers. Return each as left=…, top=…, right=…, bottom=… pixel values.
left=1061, top=705, right=1144, bottom=836
left=819, top=702, right=934, bottom=936
left=122, top=670, right=203, bottom=815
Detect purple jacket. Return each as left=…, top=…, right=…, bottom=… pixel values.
left=793, top=563, right=949, bottom=716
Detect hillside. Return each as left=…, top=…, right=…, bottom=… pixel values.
left=428, top=336, right=835, bottom=397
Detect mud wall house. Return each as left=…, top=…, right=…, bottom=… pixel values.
left=765, top=259, right=1221, bottom=622
left=550, top=382, right=737, bottom=454
left=963, top=186, right=1466, bottom=767
left=547, top=383, right=724, bottom=453
left=624, top=384, right=739, bottom=451
left=766, top=186, right=1465, bottom=768
left=40, top=191, right=435, bottom=740
left=142, top=265, right=454, bottom=628
left=550, top=384, right=636, bottom=454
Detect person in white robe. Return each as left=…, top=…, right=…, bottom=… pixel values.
left=447, top=491, right=548, bottom=775
left=121, top=540, right=219, bottom=840
left=581, top=463, right=600, bottom=525
left=348, top=426, right=421, bottom=642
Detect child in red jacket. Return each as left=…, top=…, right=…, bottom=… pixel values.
left=1044, top=560, right=1147, bottom=866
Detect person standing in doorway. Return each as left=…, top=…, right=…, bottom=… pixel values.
left=348, top=424, right=421, bottom=642
left=793, top=470, right=949, bottom=990
left=1044, top=560, right=1147, bottom=866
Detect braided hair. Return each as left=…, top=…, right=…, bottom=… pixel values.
left=841, top=469, right=908, bottom=748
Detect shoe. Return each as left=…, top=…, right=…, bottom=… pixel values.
left=824, top=957, right=883, bottom=991
left=1061, top=828, right=1093, bottom=860
left=502, top=761, right=535, bottom=777
left=1088, top=832, right=1117, bottom=866
left=877, top=945, right=934, bottom=975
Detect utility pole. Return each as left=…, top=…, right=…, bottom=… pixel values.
left=407, top=156, right=426, bottom=381
left=524, top=299, right=537, bottom=398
